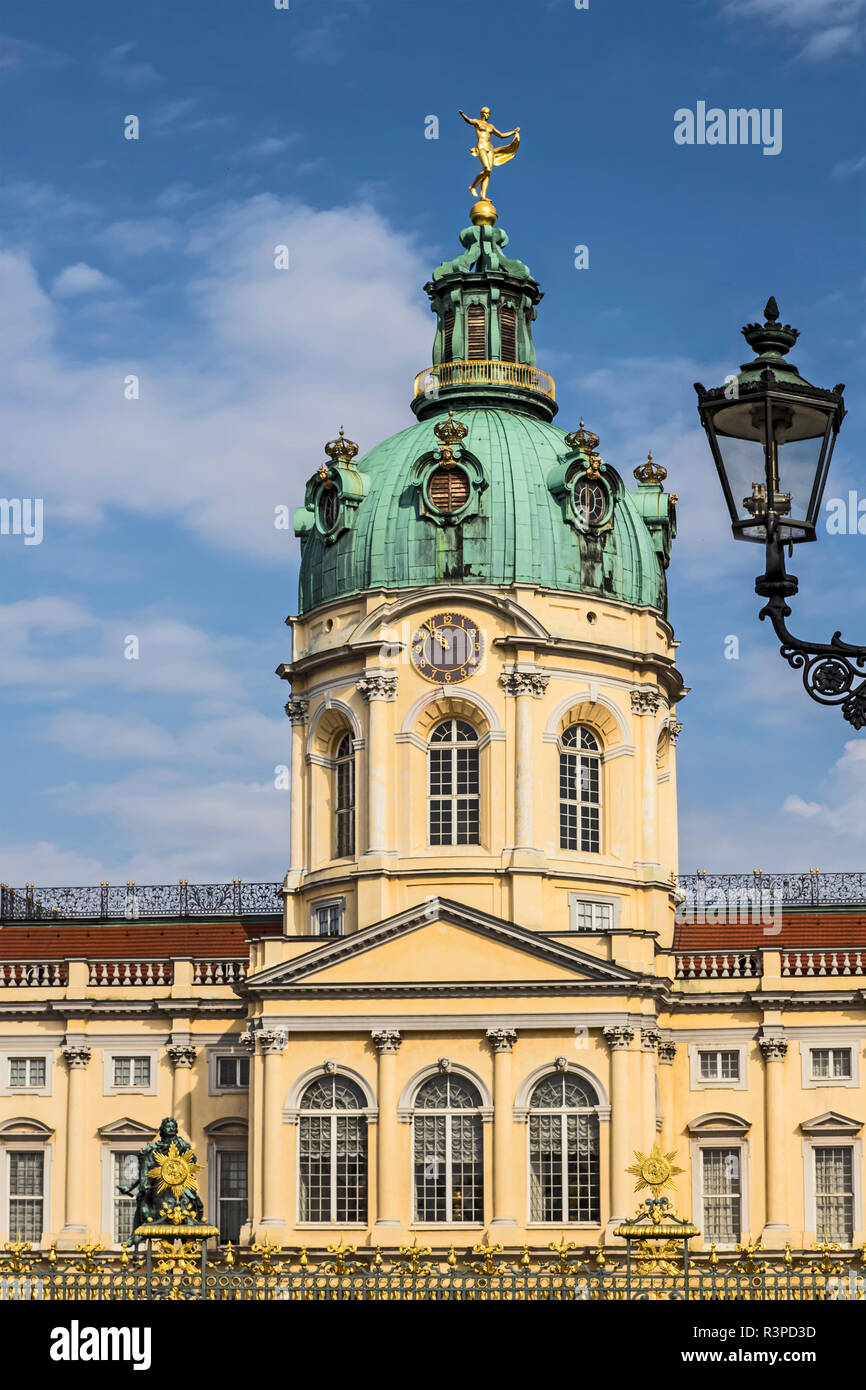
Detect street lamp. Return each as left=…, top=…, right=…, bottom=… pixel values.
left=694, top=298, right=866, bottom=727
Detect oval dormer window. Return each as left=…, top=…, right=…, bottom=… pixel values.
left=428, top=467, right=470, bottom=514
left=318, top=487, right=340, bottom=532
left=571, top=477, right=608, bottom=527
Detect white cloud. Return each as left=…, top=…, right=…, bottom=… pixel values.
left=782, top=794, right=824, bottom=816
left=724, top=0, right=866, bottom=58
left=831, top=154, right=866, bottom=177
left=98, top=218, right=178, bottom=255
left=99, top=42, right=160, bottom=87
left=0, top=195, right=431, bottom=559
left=244, top=136, right=300, bottom=159
left=51, top=263, right=118, bottom=298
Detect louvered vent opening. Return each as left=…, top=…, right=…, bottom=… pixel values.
left=466, top=305, right=486, bottom=359
left=499, top=306, right=517, bottom=362
left=428, top=468, right=471, bottom=513
left=442, top=308, right=455, bottom=362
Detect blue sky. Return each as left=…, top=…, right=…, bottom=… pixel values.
left=1, top=0, right=865, bottom=884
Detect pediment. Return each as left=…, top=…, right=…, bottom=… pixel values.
left=246, top=897, right=641, bottom=996
left=800, top=1110, right=862, bottom=1136
left=203, top=1116, right=248, bottom=1138
left=0, top=1117, right=54, bottom=1139
left=687, top=1111, right=750, bottom=1136
left=96, top=1117, right=156, bottom=1141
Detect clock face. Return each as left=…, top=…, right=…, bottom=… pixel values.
left=410, top=612, right=483, bottom=684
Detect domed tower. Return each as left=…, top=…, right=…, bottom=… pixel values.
left=278, top=198, right=684, bottom=943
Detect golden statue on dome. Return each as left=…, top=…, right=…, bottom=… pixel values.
left=459, top=107, right=521, bottom=226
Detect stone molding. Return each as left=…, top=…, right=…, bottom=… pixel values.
left=60, top=1044, right=91, bottom=1069
left=499, top=670, right=550, bottom=699
left=165, top=1044, right=197, bottom=1069
left=284, top=698, right=310, bottom=725
left=356, top=673, right=399, bottom=703
left=630, top=688, right=662, bottom=716
left=758, top=1034, right=789, bottom=1062
left=658, top=1040, right=677, bottom=1065
left=668, top=719, right=683, bottom=742
left=486, top=1027, right=518, bottom=1053
left=258, top=1028, right=289, bottom=1055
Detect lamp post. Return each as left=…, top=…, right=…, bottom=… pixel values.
left=693, top=298, right=866, bottom=726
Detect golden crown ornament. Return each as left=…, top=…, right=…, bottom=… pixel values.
left=324, top=427, right=359, bottom=467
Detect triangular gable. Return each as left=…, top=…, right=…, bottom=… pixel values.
left=96, top=1117, right=156, bottom=1141
left=246, top=897, right=641, bottom=994
left=800, top=1110, right=862, bottom=1136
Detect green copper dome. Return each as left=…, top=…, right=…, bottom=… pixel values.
left=293, top=220, right=676, bottom=617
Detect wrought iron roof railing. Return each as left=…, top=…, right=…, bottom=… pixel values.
left=678, top=871, right=866, bottom=908
left=0, top=881, right=283, bottom=923
left=413, top=358, right=556, bottom=401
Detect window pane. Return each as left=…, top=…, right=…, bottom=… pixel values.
left=701, top=1148, right=741, bottom=1243
left=218, top=1151, right=248, bottom=1245
left=133, top=1058, right=150, bottom=1087
left=113, top=1058, right=131, bottom=1086
left=29, top=1058, right=46, bottom=1087
left=113, top=1152, right=139, bottom=1245
left=9, top=1152, right=43, bottom=1243
left=699, top=1052, right=718, bottom=1080
left=238, top=1056, right=250, bottom=1087
left=414, top=1114, right=447, bottom=1222
left=298, top=1076, right=367, bottom=1223
left=815, top=1147, right=854, bottom=1243
left=217, top=1057, right=237, bottom=1088
left=9, top=1059, right=27, bottom=1088
left=560, top=728, right=601, bottom=854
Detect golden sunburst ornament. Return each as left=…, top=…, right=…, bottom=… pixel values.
left=627, top=1143, right=684, bottom=1197
left=146, top=1141, right=202, bottom=1200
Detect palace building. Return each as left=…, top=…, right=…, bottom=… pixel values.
left=2, top=191, right=866, bottom=1260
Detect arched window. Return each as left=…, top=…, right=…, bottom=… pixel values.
left=560, top=724, right=601, bottom=852
left=298, top=1075, right=367, bottom=1223
left=529, top=1072, right=600, bottom=1223
left=334, top=733, right=355, bottom=858
left=413, top=1074, right=484, bottom=1223
left=428, top=718, right=480, bottom=846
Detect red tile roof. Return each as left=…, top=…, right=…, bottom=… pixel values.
left=0, top=920, right=279, bottom=960
left=674, top=913, right=866, bottom=951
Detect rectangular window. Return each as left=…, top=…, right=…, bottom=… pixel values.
left=810, top=1047, right=852, bottom=1080
left=698, top=1050, right=740, bottom=1082
left=112, top=1152, right=139, bottom=1246
left=9, top=1057, right=46, bottom=1089
left=442, top=308, right=455, bottom=362
left=113, top=1056, right=151, bottom=1088
left=9, top=1151, right=43, bottom=1243
left=572, top=900, right=613, bottom=932
left=335, top=751, right=355, bottom=858
left=466, top=305, right=486, bottom=359
left=701, top=1148, right=741, bottom=1244
left=499, top=305, right=517, bottom=362
left=314, top=903, right=343, bottom=938
left=815, top=1146, right=854, bottom=1243
left=217, top=1151, right=248, bottom=1245
left=216, top=1056, right=250, bottom=1090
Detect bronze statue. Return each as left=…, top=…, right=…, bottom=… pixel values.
left=119, top=1116, right=204, bottom=1243
left=459, top=107, right=520, bottom=203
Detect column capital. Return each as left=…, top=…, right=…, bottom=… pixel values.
left=371, top=1028, right=402, bottom=1054
left=284, top=697, right=310, bottom=725
left=603, top=1025, right=635, bottom=1052
left=357, top=672, right=398, bottom=702
left=486, top=1027, right=518, bottom=1053
left=668, top=719, right=683, bottom=743
left=640, top=1027, right=661, bottom=1052
left=499, top=669, right=549, bottom=698
left=657, top=1039, right=677, bottom=1065
left=630, top=687, right=663, bottom=716
left=166, top=1044, right=197, bottom=1069
left=238, top=1030, right=257, bottom=1052
left=258, top=1028, right=289, bottom=1055
left=758, top=1033, right=788, bottom=1062
left=61, top=1043, right=91, bottom=1069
